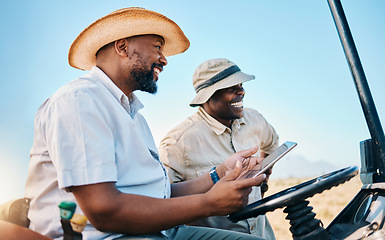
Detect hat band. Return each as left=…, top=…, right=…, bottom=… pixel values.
left=195, top=65, right=240, bottom=92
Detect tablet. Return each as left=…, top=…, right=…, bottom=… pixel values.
left=244, top=141, right=297, bottom=179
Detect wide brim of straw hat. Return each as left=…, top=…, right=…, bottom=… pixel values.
left=190, top=71, right=255, bottom=107
left=68, top=7, right=190, bottom=70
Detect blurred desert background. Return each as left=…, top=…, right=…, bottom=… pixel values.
left=264, top=175, right=363, bottom=240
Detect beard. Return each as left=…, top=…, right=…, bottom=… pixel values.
left=130, top=62, right=160, bottom=94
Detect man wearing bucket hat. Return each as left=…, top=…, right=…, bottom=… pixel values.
left=25, top=8, right=269, bottom=240
left=159, top=58, right=279, bottom=239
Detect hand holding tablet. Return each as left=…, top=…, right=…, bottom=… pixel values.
left=241, top=141, right=297, bottom=179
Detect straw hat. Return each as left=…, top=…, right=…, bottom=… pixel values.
left=190, top=58, right=255, bottom=107
left=68, top=7, right=190, bottom=70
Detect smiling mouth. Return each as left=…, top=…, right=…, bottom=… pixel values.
left=152, top=67, right=162, bottom=81
left=154, top=68, right=161, bottom=76
left=231, top=100, right=243, bottom=108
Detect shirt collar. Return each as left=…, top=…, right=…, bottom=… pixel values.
left=197, top=107, right=245, bottom=135
left=89, top=66, right=144, bottom=118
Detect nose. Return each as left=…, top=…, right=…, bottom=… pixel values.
left=235, top=85, right=245, bottom=95
left=159, top=53, right=168, bottom=66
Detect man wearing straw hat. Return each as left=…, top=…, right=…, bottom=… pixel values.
left=159, top=58, right=279, bottom=239
left=25, top=8, right=269, bottom=240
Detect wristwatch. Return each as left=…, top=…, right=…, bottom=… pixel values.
left=209, top=166, right=220, bottom=184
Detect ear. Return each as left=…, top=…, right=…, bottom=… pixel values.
left=201, top=101, right=209, bottom=111
left=114, top=39, right=128, bottom=57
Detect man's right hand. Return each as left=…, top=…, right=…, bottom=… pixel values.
left=203, top=160, right=267, bottom=216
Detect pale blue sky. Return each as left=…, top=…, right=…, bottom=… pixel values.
left=0, top=1, right=384, bottom=203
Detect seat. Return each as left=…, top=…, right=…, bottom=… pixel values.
left=0, top=198, right=30, bottom=227
left=0, top=198, right=52, bottom=239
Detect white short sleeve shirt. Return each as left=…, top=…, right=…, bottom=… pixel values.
left=25, top=67, right=170, bottom=240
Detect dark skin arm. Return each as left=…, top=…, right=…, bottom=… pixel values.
left=171, top=145, right=262, bottom=197
left=70, top=146, right=266, bottom=235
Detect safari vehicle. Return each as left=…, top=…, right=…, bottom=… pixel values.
left=228, top=0, right=385, bottom=239
left=0, top=0, right=384, bottom=239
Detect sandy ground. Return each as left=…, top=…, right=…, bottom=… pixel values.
left=264, top=175, right=363, bottom=240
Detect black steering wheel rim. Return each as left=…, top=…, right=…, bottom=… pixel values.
left=228, top=166, right=359, bottom=223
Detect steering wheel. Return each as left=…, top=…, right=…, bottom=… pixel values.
left=228, top=166, right=359, bottom=223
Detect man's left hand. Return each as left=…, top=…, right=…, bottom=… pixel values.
left=216, top=145, right=264, bottom=180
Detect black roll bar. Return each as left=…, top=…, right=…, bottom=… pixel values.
left=327, top=0, right=385, bottom=181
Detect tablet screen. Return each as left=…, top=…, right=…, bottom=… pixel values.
left=241, top=141, right=297, bottom=179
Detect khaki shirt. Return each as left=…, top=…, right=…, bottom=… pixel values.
left=159, top=107, right=279, bottom=239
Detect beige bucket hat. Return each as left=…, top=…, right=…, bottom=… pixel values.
left=190, top=58, right=255, bottom=107
left=68, top=7, right=190, bottom=70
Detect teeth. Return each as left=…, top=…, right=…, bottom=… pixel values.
left=154, top=68, right=160, bottom=75
left=231, top=101, right=243, bottom=108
